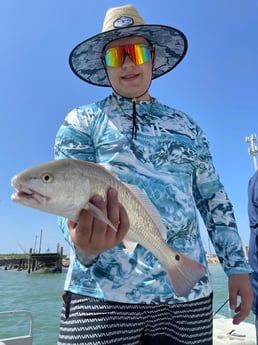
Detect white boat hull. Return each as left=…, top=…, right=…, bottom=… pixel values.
left=0, top=310, right=33, bottom=345
left=213, top=316, right=256, bottom=345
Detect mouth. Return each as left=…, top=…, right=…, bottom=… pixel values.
left=11, top=185, right=49, bottom=205
left=122, top=73, right=139, bottom=81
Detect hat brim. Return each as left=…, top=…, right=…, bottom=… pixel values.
left=69, top=24, right=188, bottom=87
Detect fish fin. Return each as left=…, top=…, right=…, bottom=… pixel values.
left=123, top=240, right=138, bottom=253
left=85, top=202, right=117, bottom=232
left=165, top=251, right=206, bottom=297
left=125, top=184, right=167, bottom=240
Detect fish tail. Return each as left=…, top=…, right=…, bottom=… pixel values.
left=165, top=251, right=206, bottom=297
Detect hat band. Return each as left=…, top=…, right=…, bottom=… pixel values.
left=102, top=44, right=153, bottom=67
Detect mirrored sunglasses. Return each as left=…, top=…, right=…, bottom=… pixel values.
left=102, top=44, right=154, bottom=68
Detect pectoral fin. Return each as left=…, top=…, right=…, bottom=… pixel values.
left=84, top=202, right=117, bottom=232
left=123, top=240, right=138, bottom=253
left=124, top=183, right=167, bottom=240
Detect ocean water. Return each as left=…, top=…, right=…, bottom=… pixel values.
left=0, top=265, right=255, bottom=345
left=0, top=268, right=65, bottom=345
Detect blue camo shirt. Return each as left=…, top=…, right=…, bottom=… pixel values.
left=54, top=93, right=251, bottom=304
left=248, top=170, right=258, bottom=314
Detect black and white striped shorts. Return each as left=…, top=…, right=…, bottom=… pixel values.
left=58, top=293, right=213, bottom=345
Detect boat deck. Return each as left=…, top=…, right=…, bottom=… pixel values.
left=213, top=316, right=256, bottom=345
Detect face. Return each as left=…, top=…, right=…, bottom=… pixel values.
left=103, top=36, right=154, bottom=100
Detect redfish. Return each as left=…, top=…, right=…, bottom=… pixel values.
left=11, top=159, right=206, bottom=296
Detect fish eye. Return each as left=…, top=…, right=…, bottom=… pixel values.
left=41, top=173, right=53, bottom=183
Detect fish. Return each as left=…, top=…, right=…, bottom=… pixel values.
left=11, top=158, right=206, bottom=296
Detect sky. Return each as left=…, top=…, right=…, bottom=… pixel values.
left=1, top=0, right=258, bottom=255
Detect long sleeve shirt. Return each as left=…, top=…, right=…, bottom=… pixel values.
left=248, top=170, right=258, bottom=314
left=54, top=93, right=251, bottom=304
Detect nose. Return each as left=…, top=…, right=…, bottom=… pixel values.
left=122, top=54, right=135, bottom=66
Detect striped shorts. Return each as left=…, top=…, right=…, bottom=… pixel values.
left=57, top=293, right=213, bottom=345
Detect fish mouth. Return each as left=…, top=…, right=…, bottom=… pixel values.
left=11, top=186, right=49, bottom=205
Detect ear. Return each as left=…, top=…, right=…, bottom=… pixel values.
left=151, top=49, right=156, bottom=69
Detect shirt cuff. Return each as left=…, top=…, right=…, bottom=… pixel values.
left=75, top=246, right=99, bottom=267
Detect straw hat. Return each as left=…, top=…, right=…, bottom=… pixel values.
left=69, top=4, right=188, bottom=87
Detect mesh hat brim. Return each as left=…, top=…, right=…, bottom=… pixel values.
left=69, top=24, right=188, bottom=87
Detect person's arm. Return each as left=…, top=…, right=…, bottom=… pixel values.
left=193, top=129, right=253, bottom=323
left=193, top=131, right=250, bottom=274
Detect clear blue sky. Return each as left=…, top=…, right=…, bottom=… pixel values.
left=1, top=0, right=258, bottom=254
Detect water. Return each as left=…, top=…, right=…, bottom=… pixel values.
left=0, top=265, right=255, bottom=345
left=0, top=268, right=66, bottom=345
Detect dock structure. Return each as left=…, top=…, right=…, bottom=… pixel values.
left=0, top=244, right=63, bottom=272
left=28, top=244, right=63, bottom=273
left=0, top=256, right=28, bottom=271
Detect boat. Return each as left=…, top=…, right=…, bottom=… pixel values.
left=0, top=310, right=33, bottom=345
left=212, top=296, right=256, bottom=344
left=213, top=315, right=256, bottom=344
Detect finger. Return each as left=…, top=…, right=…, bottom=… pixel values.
left=106, top=188, right=120, bottom=229
left=71, top=209, right=94, bottom=245
left=106, top=188, right=130, bottom=243
left=229, top=288, right=253, bottom=324
left=90, top=195, right=110, bottom=240
left=228, top=275, right=240, bottom=311
left=228, top=291, right=237, bottom=313
left=90, top=191, right=129, bottom=247
left=234, top=293, right=253, bottom=325
left=107, top=188, right=120, bottom=229
left=232, top=307, right=250, bottom=325
left=116, top=203, right=130, bottom=242
left=67, top=219, right=77, bottom=231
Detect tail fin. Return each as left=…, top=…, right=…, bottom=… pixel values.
left=164, top=251, right=206, bottom=297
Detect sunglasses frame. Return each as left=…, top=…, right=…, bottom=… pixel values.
left=102, top=43, right=154, bottom=68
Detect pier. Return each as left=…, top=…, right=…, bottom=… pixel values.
left=28, top=245, right=63, bottom=273
left=0, top=244, right=64, bottom=273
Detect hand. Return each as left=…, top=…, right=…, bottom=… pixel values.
left=68, top=188, right=130, bottom=255
left=228, top=273, right=253, bottom=324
